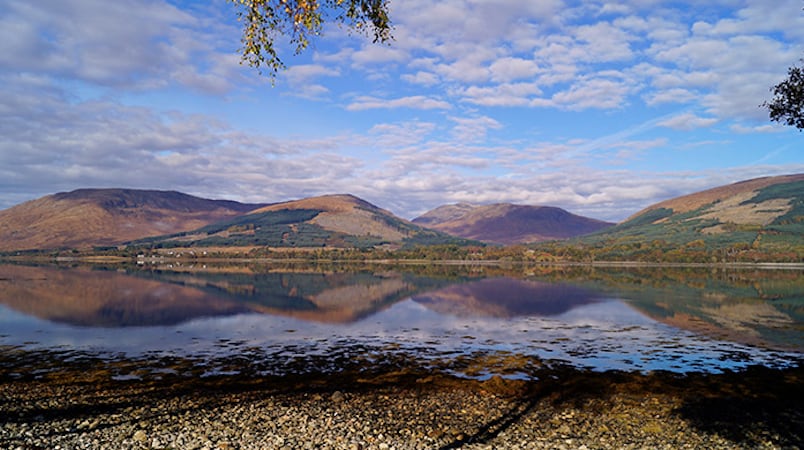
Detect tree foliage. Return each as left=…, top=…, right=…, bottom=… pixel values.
left=764, top=59, right=804, bottom=131
left=230, top=0, right=392, bottom=77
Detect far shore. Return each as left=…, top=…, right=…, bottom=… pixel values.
left=2, top=253, right=803, bottom=270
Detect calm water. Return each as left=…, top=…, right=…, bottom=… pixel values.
left=1, top=262, right=801, bottom=379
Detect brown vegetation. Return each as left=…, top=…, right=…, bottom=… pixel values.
left=249, top=193, right=413, bottom=242
left=413, top=203, right=613, bottom=244
left=626, top=173, right=804, bottom=220
left=0, top=189, right=264, bottom=251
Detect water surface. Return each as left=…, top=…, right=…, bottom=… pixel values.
left=1, top=262, right=801, bottom=379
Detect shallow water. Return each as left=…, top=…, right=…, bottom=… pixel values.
left=0, top=262, right=801, bottom=379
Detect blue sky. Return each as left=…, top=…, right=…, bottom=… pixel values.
left=1, top=0, right=802, bottom=222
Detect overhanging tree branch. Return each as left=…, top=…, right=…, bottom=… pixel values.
left=230, top=0, right=392, bottom=79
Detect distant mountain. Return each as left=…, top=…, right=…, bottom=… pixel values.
left=583, top=174, right=804, bottom=250
left=131, top=193, right=475, bottom=249
left=6, top=175, right=799, bottom=254
left=0, top=188, right=265, bottom=251
left=413, top=203, right=613, bottom=244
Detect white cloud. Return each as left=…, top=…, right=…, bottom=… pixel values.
left=360, top=163, right=804, bottom=223
left=573, top=22, right=636, bottom=63
left=658, top=113, right=719, bottom=130
left=346, top=95, right=452, bottom=111
left=449, top=116, right=503, bottom=141
left=285, top=64, right=340, bottom=82
left=430, top=46, right=499, bottom=83
left=489, top=57, right=541, bottom=83
left=646, top=9, right=803, bottom=122
left=400, top=71, right=440, bottom=86
left=1, top=0, right=802, bottom=227
left=599, top=3, right=632, bottom=16
left=730, top=123, right=780, bottom=134
left=281, top=64, right=341, bottom=99
left=390, top=0, right=562, bottom=48
left=0, top=0, right=243, bottom=93
left=350, top=44, right=408, bottom=66
left=547, top=77, right=633, bottom=110
left=644, top=87, right=697, bottom=105
left=368, top=121, right=437, bottom=147
left=0, top=75, right=359, bottom=207
left=313, top=0, right=803, bottom=122
left=459, top=82, right=543, bottom=107
left=704, top=0, right=804, bottom=40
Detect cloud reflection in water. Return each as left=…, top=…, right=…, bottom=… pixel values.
left=0, top=263, right=801, bottom=377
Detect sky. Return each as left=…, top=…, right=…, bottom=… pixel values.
left=1, top=0, right=803, bottom=223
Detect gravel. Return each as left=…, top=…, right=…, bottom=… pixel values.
left=1, top=361, right=802, bottom=450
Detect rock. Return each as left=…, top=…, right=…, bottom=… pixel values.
left=132, top=430, right=147, bottom=443
left=2, top=364, right=798, bottom=450
left=642, top=421, right=663, bottom=434
left=331, top=391, right=345, bottom=403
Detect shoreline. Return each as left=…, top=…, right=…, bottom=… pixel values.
left=1, top=350, right=802, bottom=449
left=3, top=254, right=804, bottom=270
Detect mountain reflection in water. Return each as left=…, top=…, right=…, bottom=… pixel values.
left=411, top=277, right=603, bottom=317
left=0, top=263, right=801, bottom=375
left=0, top=264, right=250, bottom=326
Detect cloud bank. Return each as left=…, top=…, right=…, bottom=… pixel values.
left=1, top=0, right=802, bottom=222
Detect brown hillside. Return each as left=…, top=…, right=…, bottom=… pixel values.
left=248, top=194, right=413, bottom=242
left=250, top=193, right=377, bottom=214
left=625, top=174, right=804, bottom=221
left=412, top=203, right=477, bottom=226
left=413, top=203, right=613, bottom=244
left=0, top=189, right=265, bottom=251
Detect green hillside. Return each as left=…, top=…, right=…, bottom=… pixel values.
left=539, top=175, right=804, bottom=263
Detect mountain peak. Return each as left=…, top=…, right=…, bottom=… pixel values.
left=249, top=193, right=382, bottom=215
left=413, top=203, right=612, bottom=244
left=0, top=188, right=265, bottom=251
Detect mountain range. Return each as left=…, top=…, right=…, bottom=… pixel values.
left=0, top=173, right=801, bottom=253
left=0, top=191, right=474, bottom=251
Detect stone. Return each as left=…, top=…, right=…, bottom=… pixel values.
left=132, top=430, right=147, bottom=443
left=331, top=391, right=345, bottom=403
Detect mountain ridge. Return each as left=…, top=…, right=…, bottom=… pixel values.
left=0, top=189, right=267, bottom=251
left=572, top=173, right=804, bottom=260
left=413, top=203, right=613, bottom=244
left=624, top=174, right=804, bottom=222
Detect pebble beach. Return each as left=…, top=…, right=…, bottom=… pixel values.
left=1, top=351, right=801, bottom=450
